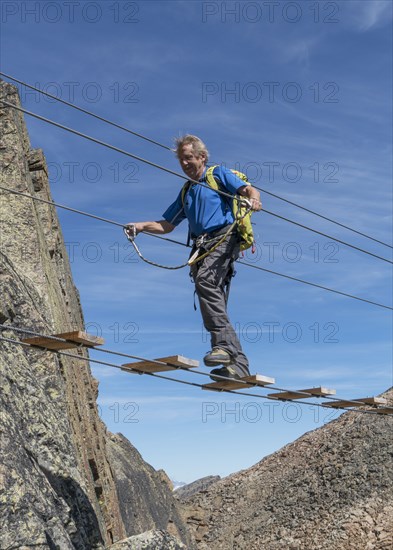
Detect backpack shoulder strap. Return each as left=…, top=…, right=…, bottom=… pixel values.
left=181, top=180, right=192, bottom=205
left=205, top=165, right=219, bottom=191
left=206, top=166, right=249, bottom=190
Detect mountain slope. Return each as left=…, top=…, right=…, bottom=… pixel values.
left=180, top=390, right=393, bottom=549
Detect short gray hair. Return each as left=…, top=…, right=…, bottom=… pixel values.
left=174, top=135, right=209, bottom=162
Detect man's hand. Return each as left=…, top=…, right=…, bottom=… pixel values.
left=249, top=196, right=262, bottom=211
left=124, top=223, right=138, bottom=240
left=125, top=222, right=143, bottom=236
left=238, top=185, right=262, bottom=211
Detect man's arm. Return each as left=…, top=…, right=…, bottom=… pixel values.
left=126, top=220, right=175, bottom=235
left=213, top=166, right=262, bottom=212
left=237, top=184, right=262, bottom=211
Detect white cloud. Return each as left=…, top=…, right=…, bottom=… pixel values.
left=281, top=38, right=319, bottom=67
left=346, top=0, right=393, bottom=31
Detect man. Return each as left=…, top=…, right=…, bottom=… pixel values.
left=127, top=135, right=262, bottom=380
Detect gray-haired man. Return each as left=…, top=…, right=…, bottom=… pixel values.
left=127, top=135, right=262, bottom=380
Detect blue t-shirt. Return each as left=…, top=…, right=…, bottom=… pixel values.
left=162, top=165, right=245, bottom=237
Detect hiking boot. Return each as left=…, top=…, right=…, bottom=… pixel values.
left=230, top=363, right=251, bottom=378
left=210, top=362, right=251, bottom=381
left=210, top=366, right=240, bottom=382
left=204, top=347, right=232, bottom=367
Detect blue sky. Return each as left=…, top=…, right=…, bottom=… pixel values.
left=2, top=0, right=392, bottom=483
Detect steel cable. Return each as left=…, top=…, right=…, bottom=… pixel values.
left=1, top=184, right=391, bottom=310
left=1, top=327, right=391, bottom=417
left=1, top=72, right=391, bottom=249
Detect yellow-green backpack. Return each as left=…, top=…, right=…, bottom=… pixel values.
left=181, top=165, right=254, bottom=251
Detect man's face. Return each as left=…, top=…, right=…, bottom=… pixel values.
left=178, top=144, right=206, bottom=181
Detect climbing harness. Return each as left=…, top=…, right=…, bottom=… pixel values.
left=123, top=198, right=252, bottom=271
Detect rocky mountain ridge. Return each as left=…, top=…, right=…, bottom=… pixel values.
left=0, top=80, right=193, bottom=549
left=179, top=389, right=393, bottom=549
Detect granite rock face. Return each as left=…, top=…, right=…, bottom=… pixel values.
left=180, top=389, right=393, bottom=549
left=107, top=433, right=193, bottom=544
left=0, top=81, right=192, bottom=549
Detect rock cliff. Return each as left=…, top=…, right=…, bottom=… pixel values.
left=180, top=389, right=393, bottom=549
left=0, top=81, right=193, bottom=549
left=107, top=433, right=191, bottom=543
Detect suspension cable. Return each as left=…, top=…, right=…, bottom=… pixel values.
left=253, top=186, right=392, bottom=249
left=2, top=72, right=391, bottom=250
left=1, top=184, right=391, bottom=311
left=2, top=324, right=390, bottom=407
left=0, top=100, right=240, bottom=205
left=5, top=324, right=391, bottom=409
left=238, top=261, right=392, bottom=310
left=1, top=98, right=391, bottom=265
left=1, top=326, right=392, bottom=416
left=0, top=71, right=172, bottom=151
left=262, top=209, right=392, bottom=263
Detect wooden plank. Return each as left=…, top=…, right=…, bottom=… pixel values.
left=22, top=331, right=104, bottom=350
left=267, top=386, right=336, bottom=400
left=56, top=331, right=104, bottom=347
left=323, top=400, right=361, bottom=408
left=243, top=374, right=276, bottom=387
left=202, top=374, right=275, bottom=392
left=156, top=355, right=199, bottom=368
left=324, top=396, right=388, bottom=409
left=370, top=407, right=393, bottom=415
left=357, top=397, right=387, bottom=405
left=121, top=355, right=199, bottom=374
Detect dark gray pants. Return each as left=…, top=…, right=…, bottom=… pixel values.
left=190, top=230, right=249, bottom=372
